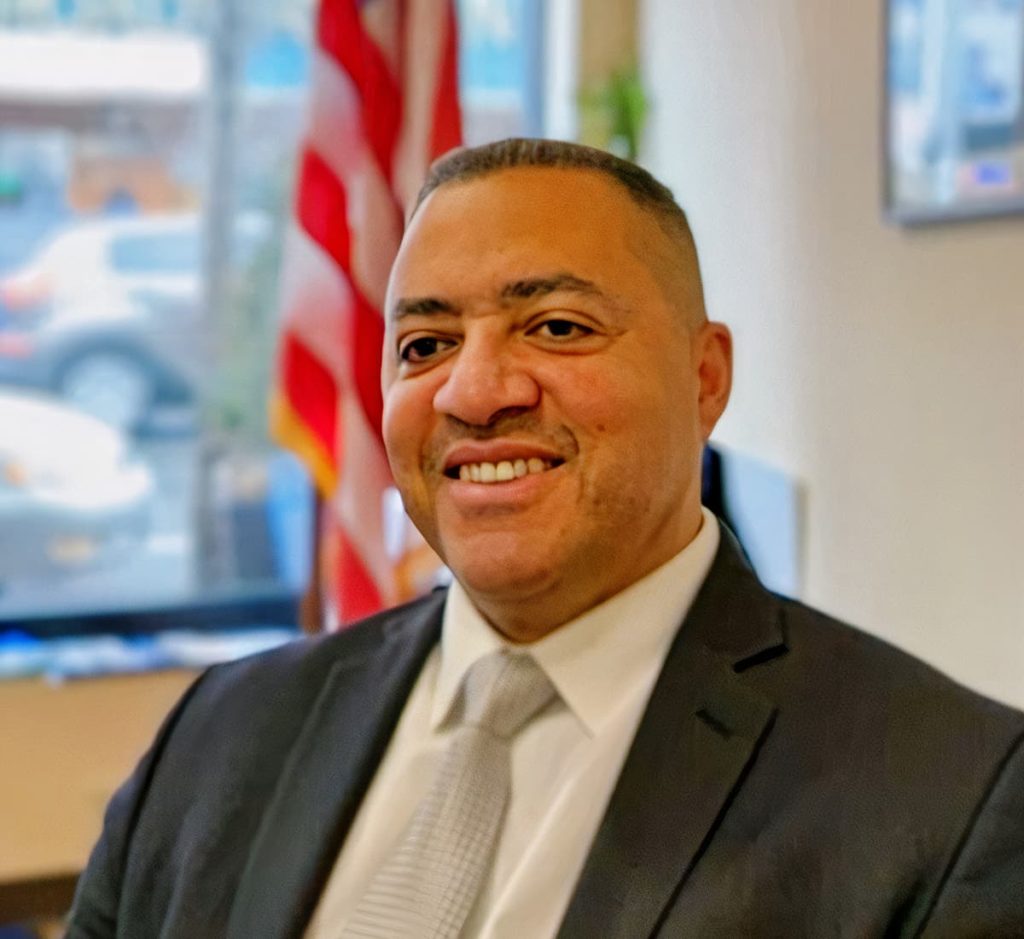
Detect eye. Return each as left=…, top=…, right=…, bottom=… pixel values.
left=530, top=318, right=594, bottom=341
left=398, top=335, right=457, bottom=363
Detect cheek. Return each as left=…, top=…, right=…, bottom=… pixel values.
left=582, top=376, right=695, bottom=487
left=562, top=370, right=665, bottom=445
left=382, top=385, right=428, bottom=475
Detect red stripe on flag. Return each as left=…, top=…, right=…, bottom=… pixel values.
left=280, top=332, right=339, bottom=467
left=297, top=148, right=352, bottom=272
left=337, top=528, right=385, bottom=622
left=317, top=0, right=402, bottom=181
left=431, top=2, right=462, bottom=157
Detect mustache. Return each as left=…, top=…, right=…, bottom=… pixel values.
left=444, top=411, right=548, bottom=439
left=423, top=413, right=579, bottom=471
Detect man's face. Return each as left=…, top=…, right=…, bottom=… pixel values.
left=382, top=167, right=730, bottom=639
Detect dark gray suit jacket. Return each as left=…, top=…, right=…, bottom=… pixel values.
left=67, top=532, right=1024, bottom=938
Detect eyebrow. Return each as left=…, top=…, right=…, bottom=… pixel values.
left=391, top=296, right=456, bottom=319
left=391, top=272, right=606, bottom=321
left=499, top=273, right=604, bottom=301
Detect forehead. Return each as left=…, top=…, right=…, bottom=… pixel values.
left=390, top=167, right=668, bottom=297
left=417, top=165, right=647, bottom=227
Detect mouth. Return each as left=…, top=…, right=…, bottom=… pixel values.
left=444, top=457, right=565, bottom=484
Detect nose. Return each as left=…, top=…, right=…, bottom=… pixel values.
left=432, top=335, right=540, bottom=427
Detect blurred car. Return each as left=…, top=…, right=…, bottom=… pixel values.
left=0, top=211, right=267, bottom=431
left=0, top=390, right=154, bottom=584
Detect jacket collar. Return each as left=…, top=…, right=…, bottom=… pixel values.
left=557, top=526, right=787, bottom=939
left=226, top=592, right=445, bottom=939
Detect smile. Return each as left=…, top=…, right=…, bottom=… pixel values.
left=446, top=457, right=563, bottom=483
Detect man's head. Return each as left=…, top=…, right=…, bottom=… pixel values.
left=382, top=138, right=732, bottom=641
left=413, top=138, right=708, bottom=330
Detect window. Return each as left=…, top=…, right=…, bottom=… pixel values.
left=459, top=0, right=544, bottom=142
left=0, top=1, right=544, bottom=653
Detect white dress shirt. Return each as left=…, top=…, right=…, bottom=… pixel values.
left=305, top=509, right=720, bottom=939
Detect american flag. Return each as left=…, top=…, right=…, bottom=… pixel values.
left=271, top=0, right=461, bottom=626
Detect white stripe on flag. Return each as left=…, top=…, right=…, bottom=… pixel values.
left=277, top=222, right=354, bottom=387
left=393, top=0, right=450, bottom=212
left=359, top=0, right=401, bottom=76
left=306, top=50, right=401, bottom=312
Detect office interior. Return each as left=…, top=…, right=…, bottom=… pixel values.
left=1, top=0, right=1022, bottom=933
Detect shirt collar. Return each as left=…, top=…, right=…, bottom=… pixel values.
left=432, top=509, right=720, bottom=736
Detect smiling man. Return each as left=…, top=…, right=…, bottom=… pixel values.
left=69, top=140, right=1024, bottom=939
left=382, top=161, right=729, bottom=641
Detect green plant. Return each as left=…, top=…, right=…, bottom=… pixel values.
left=578, top=65, right=649, bottom=160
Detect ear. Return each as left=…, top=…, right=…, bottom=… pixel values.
left=693, top=321, right=732, bottom=439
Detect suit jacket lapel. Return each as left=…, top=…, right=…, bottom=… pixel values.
left=558, top=530, right=787, bottom=939
left=227, top=593, right=444, bottom=939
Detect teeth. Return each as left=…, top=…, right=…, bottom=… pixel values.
left=455, top=458, right=554, bottom=484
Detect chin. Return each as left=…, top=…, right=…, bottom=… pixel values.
left=445, top=548, right=558, bottom=603
left=457, top=560, right=555, bottom=594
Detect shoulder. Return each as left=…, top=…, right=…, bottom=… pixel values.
left=170, top=590, right=447, bottom=740
left=767, top=597, right=1024, bottom=928
left=98, top=590, right=447, bottom=844
left=702, top=528, right=1023, bottom=742
left=779, top=594, right=1022, bottom=727
left=756, top=592, right=1024, bottom=789
left=196, top=588, right=446, bottom=697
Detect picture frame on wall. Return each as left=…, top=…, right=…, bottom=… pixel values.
left=885, top=0, right=1024, bottom=224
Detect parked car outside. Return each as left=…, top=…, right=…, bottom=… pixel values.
left=0, top=211, right=267, bottom=432
left=0, top=390, right=154, bottom=585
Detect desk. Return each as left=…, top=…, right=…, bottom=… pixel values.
left=0, top=669, right=198, bottom=921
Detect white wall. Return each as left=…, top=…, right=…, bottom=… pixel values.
left=641, top=0, right=1024, bottom=707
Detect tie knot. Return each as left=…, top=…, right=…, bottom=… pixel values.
left=458, top=650, right=555, bottom=739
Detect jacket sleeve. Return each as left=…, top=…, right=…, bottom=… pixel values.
left=64, top=670, right=210, bottom=939
left=919, top=729, right=1024, bottom=938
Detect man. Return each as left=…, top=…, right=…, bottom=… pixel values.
left=68, top=139, right=1024, bottom=938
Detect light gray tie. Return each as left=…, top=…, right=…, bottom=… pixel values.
left=342, top=650, right=556, bottom=939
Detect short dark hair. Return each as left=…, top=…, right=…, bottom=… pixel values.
left=415, top=137, right=688, bottom=233
left=412, top=138, right=706, bottom=325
